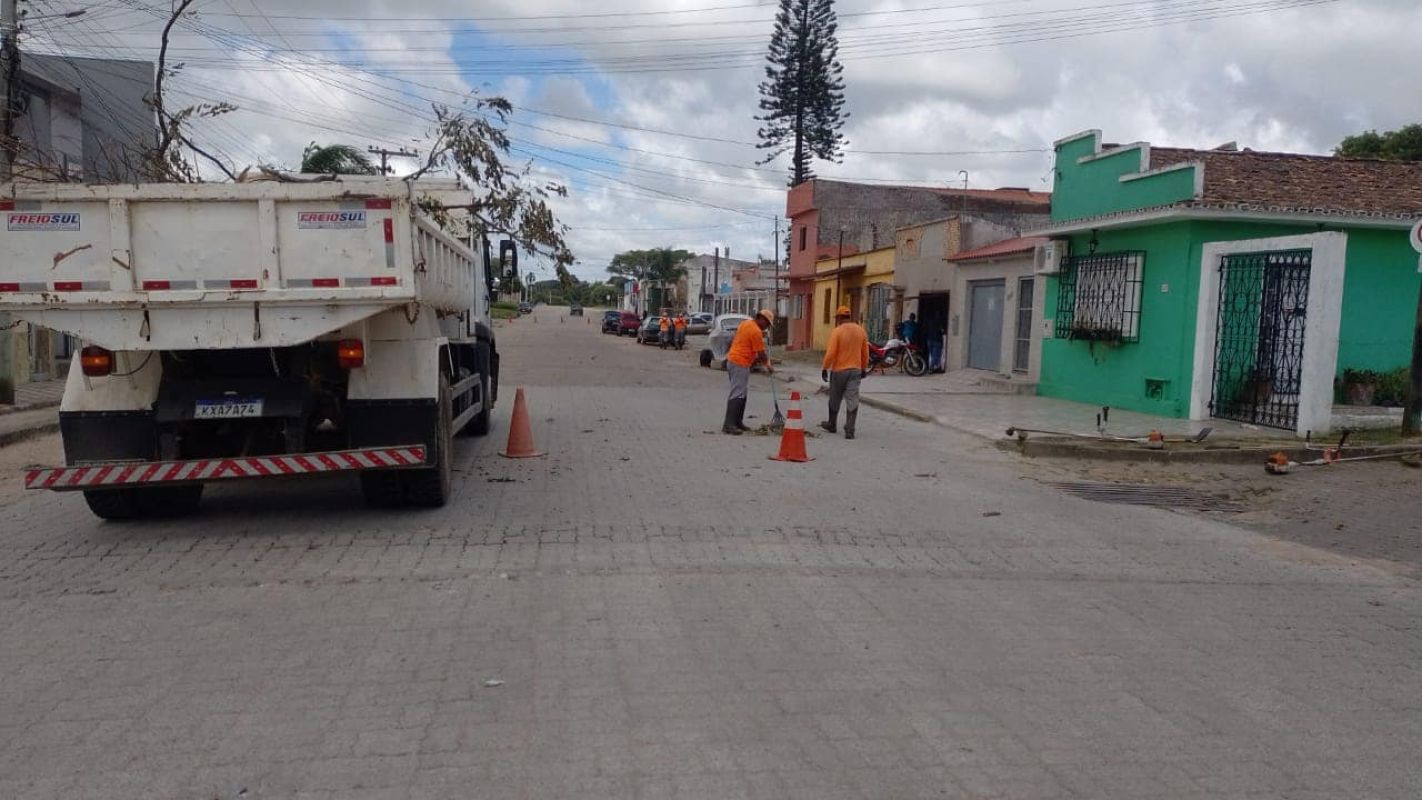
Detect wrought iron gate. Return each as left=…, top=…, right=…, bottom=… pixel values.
left=1209, top=249, right=1311, bottom=430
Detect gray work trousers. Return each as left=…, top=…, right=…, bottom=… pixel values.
left=827, top=369, right=861, bottom=420
left=727, top=362, right=751, bottom=401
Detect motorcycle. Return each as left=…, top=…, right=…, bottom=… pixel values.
left=868, top=338, right=928, bottom=377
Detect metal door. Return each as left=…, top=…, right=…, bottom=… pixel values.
left=1209, top=250, right=1311, bottom=430
left=864, top=283, right=892, bottom=343
left=1013, top=278, right=1034, bottom=372
left=967, top=280, right=1005, bottom=370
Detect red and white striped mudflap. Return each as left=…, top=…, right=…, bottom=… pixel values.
left=24, top=445, right=428, bottom=492
left=770, top=390, right=814, bottom=463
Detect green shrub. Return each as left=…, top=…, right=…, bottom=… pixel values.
left=1373, top=367, right=1410, bottom=407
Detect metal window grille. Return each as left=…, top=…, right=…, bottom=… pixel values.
left=1054, top=251, right=1144, bottom=343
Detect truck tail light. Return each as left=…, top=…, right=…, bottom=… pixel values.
left=337, top=339, right=365, bottom=369
left=80, top=346, right=114, bottom=376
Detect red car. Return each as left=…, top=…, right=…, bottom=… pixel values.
left=617, top=311, right=640, bottom=336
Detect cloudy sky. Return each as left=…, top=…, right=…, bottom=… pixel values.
left=24, top=0, right=1422, bottom=282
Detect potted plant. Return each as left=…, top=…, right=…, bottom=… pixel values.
left=1239, top=367, right=1272, bottom=406
left=1341, top=368, right=1381, bottom=406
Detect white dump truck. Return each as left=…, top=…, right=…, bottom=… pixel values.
left=0, top=177, right=515, bottom=518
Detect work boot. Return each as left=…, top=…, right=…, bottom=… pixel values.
left=722, top=400, right=743, bottom=435
left=734, top=398, right=752, bottom=431
left=844, top=410, right=857, bottom=440
left=818, top=419, right=837, bottom=434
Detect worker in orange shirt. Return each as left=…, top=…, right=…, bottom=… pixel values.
left=819, top=306, right=870, bottom=439
left=657, top=311, right=671, bottom=349
left=673, top=312, right=688, bottom=350
left=722, top=309, right=774, bottom=435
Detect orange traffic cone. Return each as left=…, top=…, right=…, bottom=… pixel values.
left=500, top=387, right=545, bottom=458
left=770, top=391, right=813, bottom=463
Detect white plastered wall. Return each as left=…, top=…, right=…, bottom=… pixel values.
left=1189, top=232, right=1347, bottom=437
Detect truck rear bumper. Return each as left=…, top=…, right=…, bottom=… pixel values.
left=25, top=445, right=428, bottom=492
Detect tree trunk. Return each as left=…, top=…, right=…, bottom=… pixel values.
left=791, top=0, right=809, bottom=186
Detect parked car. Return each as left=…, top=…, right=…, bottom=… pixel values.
left=699, top=313, right=754, bottom=369
left=636, top=316, right=665, bottom=345
left=686, top=313, right=713, bottom=336
left=617, top=311, right=641, bottom=336
left=601, top=310, right=623, bottom=334
left=518, top=302, right=533, bottom=314
left=569, top=303, right=583, bottom=316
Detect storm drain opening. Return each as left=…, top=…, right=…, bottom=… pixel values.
left=1048, top=482, right=1244, bottom=513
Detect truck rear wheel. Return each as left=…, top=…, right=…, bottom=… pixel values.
left=82, top=485, right=203, bottom=520
left=404, top=375, right=453, bottom=508
left=83, top=489, right=143, bottom=520
left=359, top=471, right=405, bottom=509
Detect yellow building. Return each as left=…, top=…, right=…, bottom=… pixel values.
left=810, top=245, right=897, bottom=350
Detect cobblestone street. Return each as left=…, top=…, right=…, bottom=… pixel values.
left=1, top=306, right=1420, bottom=799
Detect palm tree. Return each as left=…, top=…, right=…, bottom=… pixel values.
left=300, top=142, right=379, bottom=175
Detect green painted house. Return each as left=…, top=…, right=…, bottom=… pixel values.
left=1036, top=130, right=1422, bottom=436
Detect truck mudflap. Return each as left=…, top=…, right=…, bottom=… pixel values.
left=25, top=445, right=427, bottom=492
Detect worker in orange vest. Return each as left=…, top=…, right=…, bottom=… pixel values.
left=722, top=309, right=774, bottom=435
left=819, top=306, right=870, bottom=439
left=673, top=312, right=688, bottom=350
left=657, top=311, right=671, bottom=349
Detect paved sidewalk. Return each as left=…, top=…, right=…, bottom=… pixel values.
left=0, top=378, right=65, bottom=415
left=772, top=359, right=1261, bottom=443
left=0, top=379, right=64, bottom=447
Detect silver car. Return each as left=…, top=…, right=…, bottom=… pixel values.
left=685, top=313, right=714, bottom=336
left=699, top=313, right=755, bottom=369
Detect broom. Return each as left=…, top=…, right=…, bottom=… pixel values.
left=769, top=376, right=785, bottom=430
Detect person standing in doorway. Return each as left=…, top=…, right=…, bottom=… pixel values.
left=926, top=318, right=945, bottom=373
left=722, top=309, right=774, bottom=435
left=819, top=306, right=870, bottom=440
left=897, top=312, right=918, bottom=346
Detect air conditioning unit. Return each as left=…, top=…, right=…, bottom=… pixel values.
left=1035, top=241, right=1064, bottom=275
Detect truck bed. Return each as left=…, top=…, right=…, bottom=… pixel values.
left=0, top=179, right=480, bottom=350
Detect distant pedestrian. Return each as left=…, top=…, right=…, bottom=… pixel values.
left=722, top=309, right=774, bottom=435
left=658, top=313, right=671, bottom=349
left=819, top=306, right=869, bottom=440
left=673, top=312, right=688, bottom=349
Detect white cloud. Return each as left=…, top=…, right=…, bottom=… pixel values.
left=27, top=0, right=1422, bottom=281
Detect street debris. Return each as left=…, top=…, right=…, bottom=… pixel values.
left=1049, top=481, right=1243, bottom=512
left=483, top=679, right=505, bottom=688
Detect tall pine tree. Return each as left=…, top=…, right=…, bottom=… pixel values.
left=755, top=0, right=848, bottom=186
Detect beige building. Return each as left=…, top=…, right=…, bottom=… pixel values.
left=944, top=237, right=1048, bottom=385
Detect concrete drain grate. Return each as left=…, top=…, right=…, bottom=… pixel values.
left=1048, top=482, right=1243, bottom=512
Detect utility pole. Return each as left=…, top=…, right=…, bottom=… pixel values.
left=1406, top=283, right=1422, bottom=436
left=713, top=247, right=720, bottom=316
left=0, top=0, right=18, bottom=404
left=835, top=229, right=845, bottom=310
left=368, top=145, right=418, bottom=176
left=773, top=218, right=781, bottom=319
left=1406, top=223, right=1422, bottom=435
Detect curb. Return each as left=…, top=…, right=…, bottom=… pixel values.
left=0, top=399, right=60, bottom=418
left=997, top=437, right=1422, bottom=465
left=773, top=372, right=940, bottom=425
left=0, top=420, right=59, bottom=448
